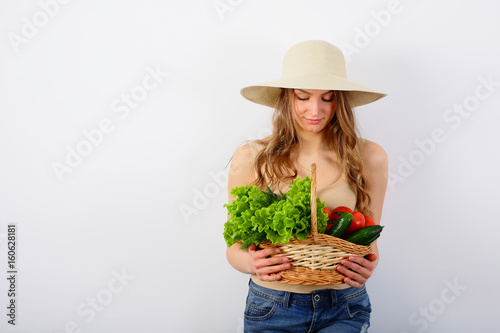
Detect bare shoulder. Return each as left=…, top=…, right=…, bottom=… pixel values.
left=228, top=142, right=258, bottom=194
left=359, top=139, right=388, bottom=173
left=231, top=143, right=254, bottom=170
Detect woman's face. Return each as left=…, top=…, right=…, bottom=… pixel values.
left=292, top=89, right=336, bottom=134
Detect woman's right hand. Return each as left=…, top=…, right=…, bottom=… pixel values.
left=248, top=244, right=291, bottom=281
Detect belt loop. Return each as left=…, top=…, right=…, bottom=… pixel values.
left=330, top=290, right=338, bottom=309
left=283, top=291, right=291, bottom=309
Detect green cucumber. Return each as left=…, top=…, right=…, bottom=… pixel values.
left=343, top=225, right=384, bottom=245
left=327, top=212, right=353, bottom=237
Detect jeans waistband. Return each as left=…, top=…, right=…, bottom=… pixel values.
left=248, top=279, right=367, bottom=309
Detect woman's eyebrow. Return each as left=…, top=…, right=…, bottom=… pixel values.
left=295, top=89, right=333, bottom=95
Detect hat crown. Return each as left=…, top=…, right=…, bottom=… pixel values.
left=240, top=40, right=386, bottom=109
left=282, top=40, right=347, bottom=79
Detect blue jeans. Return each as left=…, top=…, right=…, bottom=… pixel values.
left=244, top=279, right=371, bottom=333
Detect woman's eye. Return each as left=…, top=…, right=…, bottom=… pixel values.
left=297, top=96, right=309, bottom=101
left=322, top=98, right=333, bottom=102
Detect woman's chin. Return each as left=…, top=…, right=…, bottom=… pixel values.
left=299, top=125, right=326, bottom=134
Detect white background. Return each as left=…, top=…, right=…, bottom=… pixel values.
left=1, top=0, right=499, bottom=332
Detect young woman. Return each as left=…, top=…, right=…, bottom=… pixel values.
left=226, top=40, right=388, bottom=332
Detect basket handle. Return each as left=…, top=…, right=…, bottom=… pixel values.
left=310, top=163, right=318, bottom=243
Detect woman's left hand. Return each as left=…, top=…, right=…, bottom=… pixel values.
left=336, top=253, right=378, bottom=288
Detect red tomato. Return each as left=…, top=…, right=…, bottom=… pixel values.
left=323, top=207, right=331, bottom=220
left=330, top=206, right=353, bottom=222
left=364, top=215, right=376, bottom=226
left=345, top=211, right=365, bottom=234
left=325, top=223, right=333, bottom=232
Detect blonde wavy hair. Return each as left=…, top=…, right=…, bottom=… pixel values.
left=253, top=88, right=372, bottom=216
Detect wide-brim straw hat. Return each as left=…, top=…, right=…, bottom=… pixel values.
left=240, top=40, right=387, bottom=108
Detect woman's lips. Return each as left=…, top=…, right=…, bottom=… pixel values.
left=304, top=118, right=322, bottom=124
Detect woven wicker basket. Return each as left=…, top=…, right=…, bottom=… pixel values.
left=259, top=163, right=372, bottom=285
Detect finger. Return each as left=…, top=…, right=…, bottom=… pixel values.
left=343, top=277, right=363, bottom=288
left=336, top=261, right=363, bottom=279
left=256, top=262, right=291, bottom=275
left=254, top=254, right=289, bottom=269
left=255, top=253, right=290, bottom=269
left=364, top=253, right=378, bottom=262
left=258, top=273, right=282, bottom=282
left=337, top=264, right=365, bottom=286
left=337, top=256, right=376, bottom=288
left=256, top=262, right=291, bottom=281
left=344, top=256, right=374, bottom=275
left=338, top=257, right=374, bottom=283
left=252, top=247, right=282, bottom=260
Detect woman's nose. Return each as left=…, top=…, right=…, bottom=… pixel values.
left=310, top=101, right=320, bottom=116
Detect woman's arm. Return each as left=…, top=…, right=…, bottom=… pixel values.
left=225, top=144, right=291, bottom=281
left=336, top=139, right=389, bottom=288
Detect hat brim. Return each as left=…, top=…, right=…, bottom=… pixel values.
left=240, top=73, right=387, bottom=108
